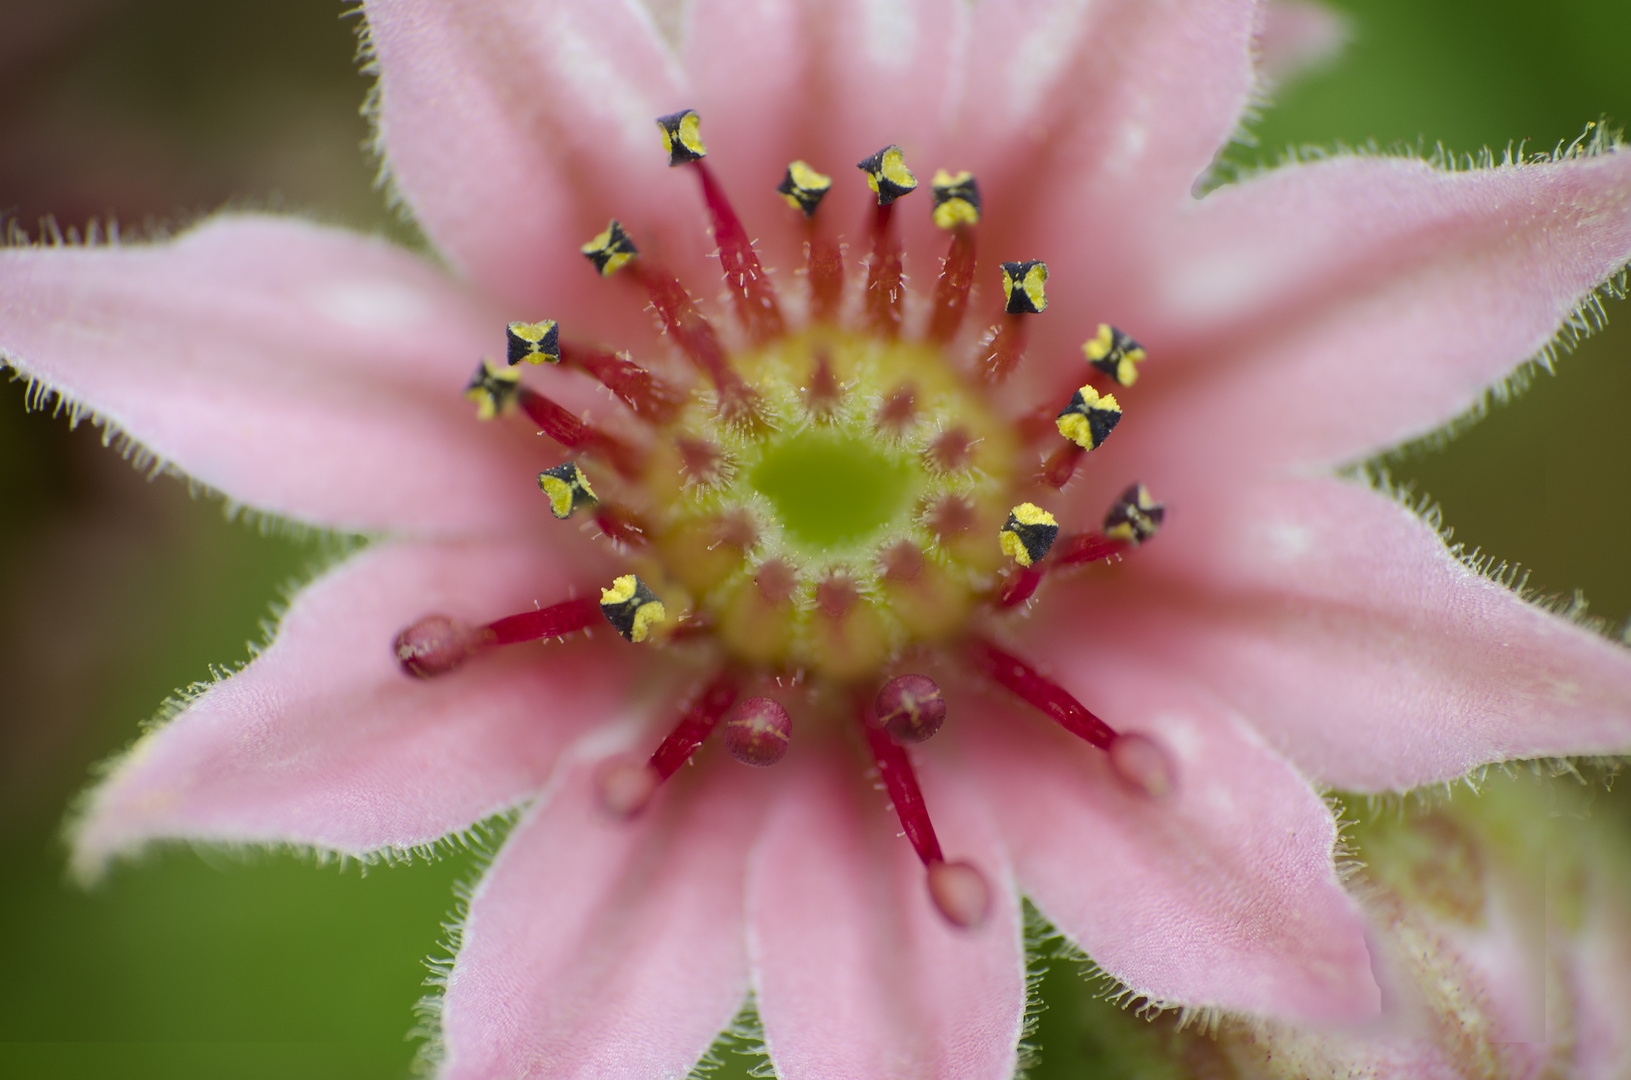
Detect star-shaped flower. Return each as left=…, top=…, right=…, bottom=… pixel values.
left=4, top=1, right=1631, bottom=1076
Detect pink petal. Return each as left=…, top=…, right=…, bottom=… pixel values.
left=1074, top=475, right=1631, bottom=792
left=72, top=537, right=630, bottom=879
left=749, top=741, right=1026, bottom=1080
left=0, top=214, right=563, bottom=535
left=440, top=756, right=765, bottom=1080
left=1120, top=149, right=1631, bottom=478
left=960, top=653, right=1379, bottom=1023
left=1255, top=0, right=1347, bottom=88
left=959, top=0, right=1260, bottom=369
left=363, top=0, right=708, bottom=344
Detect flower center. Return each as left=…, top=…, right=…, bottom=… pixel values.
left=400, top=110, right=1176, bottom=929
left=637, top=329, right=1016, bottom=677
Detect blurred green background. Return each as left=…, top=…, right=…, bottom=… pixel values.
left=0, top=1, right=1627, bottom=1076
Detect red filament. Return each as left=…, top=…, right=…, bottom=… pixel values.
left=928, top=227, right=976, bottom=343
left=633, top=263, right=758, bottom=417
left=484, top=596, right=602, bottom=646
left=1040, top=442, right=1085, bottom=488
left=997, top=565, right=1045, bottom=608
left=864, top=203, right=906, bottom=339
left=560, top=341, right=682, bottom=423
left=516, top=387, right=642, bottom=477
left=978, top=314, right=1029, bottom=384
left=648, top=669, right=742, bottom=779
left=693, top=161, right=785, bottom=342
left=1055, top=532, right=1129, bottom=565
left=593, top=504, right=649, bottom=548
left=856, top=690, right=943, bottom=865
left=805, top=227, right=845, bottom=323
left=967, top=637, right=1116, bottom=750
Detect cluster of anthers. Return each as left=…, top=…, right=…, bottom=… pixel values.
left=393, top=110, right=1172, bottom=930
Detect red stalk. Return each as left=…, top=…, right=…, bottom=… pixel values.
left=966, top=637, right=1117, bottom=750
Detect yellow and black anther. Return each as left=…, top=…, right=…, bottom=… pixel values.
left=1056, top=385, right=1122, bottom=450
left=600, top=574, right=667, bottom=643
left=537, top=462, right=598, bottom=520
left=581, top=220, right=639, bottom=277
left=1000, top=260, right=1048, bottom=314
left=1103, top=483, right=1165, bottom=545
left=464, top=359, right=523, bottom=421
left=930, top=170, right=980, bottom=229
left=999, top=503, right=1059, bottom=568
left=777, top=160, right=833, bottom=217
left=507, top=320, right=560, bottom=366
left=857, top=145, right=918, bottom=206
left=1082, top=323, right=1147, bottom=386
left=656, top=109, right=707, bottom=166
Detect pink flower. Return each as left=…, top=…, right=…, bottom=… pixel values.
left=5, top=0, right=1631, bottom=1075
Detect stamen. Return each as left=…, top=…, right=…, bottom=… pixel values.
left=859, top=145, right=917, bottom=338
left=631, top=262, right=759, bottom=420
left=393, top=597, right=602, bottom=678
left=864, top=202, right=906, bottom=338
left=581, top=219, right=639, bottom=277
left=928, top=226, right=977, bottom=344
left=1102, top=483, right=1166, bottom=544
left=537, top=461, right=597, bottom=519
left=654, top=109, right=786, bottom=343
left=1053, top=531, right=1128, bottom=565
left=722, top=695, right=792, bottom=766
left=1108, top=732, right=1176, bottom=798
left=999, top=502, right=1059, bottom=568
left=693, top=160, right=786, bottom=341
left=856, top=145, right=918, bottom=205
left=600, top=574, right=668, bottom=643
left=929, top=170, right=980, bottom=230
left=777, top=160, right=832, bottom=217
left=393, top=614, right=481, bottom=678
left=485, top=597, right=603, bottom=645
left=1082, top=323, right=1147, bottom=386
left=977, top=317, right=1028, bottom=384
left=655, top=109, right=707, bottom=166
left=506, top=321, right=561, bottom=366
left=806, top=230, right=846, bottom=323
left=593, top=503, right=649, bottom=548
left=926, top=861, right=993, bottom=930
left=856, top=689, right=990, bottom=929
left=1039, top=442, right=1085, bottom=489
left=1054, top=484, right=1165, bottom=565
left=966, top=637, right=1116, bottom=750
left=600, top=669, right=741, bottom=817
left=464, top=360, right=522, bottom=420
left=649, top=670, right=741, bottom=778
left=1055, top=385, right=1122, bottom=451
left=515, top=384, right=644, bottom=478
left=1001, top=487, right=1162, bottom=602
left=780, top=161, right=844, bottom=322
left=996, top=565, right=1045, bottom=608
left=999, top=260, right=1048, bottom=315
left=876, top=674, right=946, bottom=743
left=856, top=691, right=939, bottom=861
left=976, top=261, right=1046, bottom=383
left=558, top=340, right=683, bottom=423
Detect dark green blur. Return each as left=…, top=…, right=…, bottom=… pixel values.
left=0, top=1, right=1626, bottom=1077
